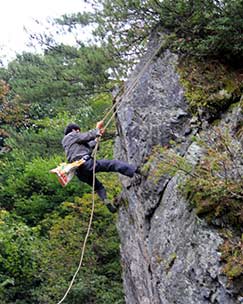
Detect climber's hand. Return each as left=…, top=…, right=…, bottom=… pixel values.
left=96, top=120, right=104, bottom=130
left=99, top=128, right=105, bottom=136
left=96, top=120, right=105, bottom=136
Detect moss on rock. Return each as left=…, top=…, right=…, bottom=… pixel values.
left=178, top=58, right=243, bottom=119
left=220, top=238, right=243, bottom=279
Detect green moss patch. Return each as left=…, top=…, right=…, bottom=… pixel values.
left=220, top=238, right=243, bottom=279
left=178, top=58, right=243, bottom=119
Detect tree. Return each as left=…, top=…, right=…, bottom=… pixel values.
left=0, top=211, right=43, bottom=303
left=54, top=0, right=160, bottom=76
left=0, top=44, right=114, bottom=119
left=52, top=0, right=243, bottom=71
left=0, top=80, right=30, bottom=152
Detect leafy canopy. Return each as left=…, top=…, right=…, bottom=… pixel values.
left=54, top=0, right=243, bottom=73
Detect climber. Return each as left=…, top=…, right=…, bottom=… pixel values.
left=62, top=121, right=139, bottom=212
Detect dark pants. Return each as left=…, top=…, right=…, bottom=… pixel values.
left=76, top=159, right=136, bottom=200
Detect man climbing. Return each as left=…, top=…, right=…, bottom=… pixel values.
left=62, top=121, right=138, bottom=212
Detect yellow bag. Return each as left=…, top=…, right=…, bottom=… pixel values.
left=50, top=159, right=85, bottom=187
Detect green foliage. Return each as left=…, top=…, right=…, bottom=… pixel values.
left=183, top=128, right=243, bottom=229
left=5, top=127, right=62, bottom=160
left=0, top=45, right=113, bottom=119
left=144, top=145, right=193, bottom=184
left=220, top=237, right=243, bottom=279
left=55, top=0, right=160, bottom=75
left=0, top=79, right=30, bottom=153
left=32, top=194, right=124, bottom=304
left=0, top=194, right=124, bottom=303
left=178, top=58, right=243, bottom=118
left=0, top=41, right=123, bottom=302
left=148, top=126, right=243, bottom=280
left=0, top=210, right=42, bottom=303
left=52, top=0, right=243, bottom=78
left=0, top=80, right=30, bottom=129
left=157, top=0, right=243, bottom=61
left=0, top=153, right=90, bottom=224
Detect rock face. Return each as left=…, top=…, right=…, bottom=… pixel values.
left=114, top=32, right=239, bottom=304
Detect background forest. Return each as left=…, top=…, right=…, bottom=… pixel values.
left=1, top=0, right=243, bottom=303
left=0, top=43, right=125, bottom=304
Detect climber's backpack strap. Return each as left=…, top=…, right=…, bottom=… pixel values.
left=50, top=159, right=85, bottom=187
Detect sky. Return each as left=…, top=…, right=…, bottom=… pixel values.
left=0, top=0, right=91, bottom=63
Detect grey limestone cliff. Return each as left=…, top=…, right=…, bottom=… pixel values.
left=114, top=32, right=241, bottom=304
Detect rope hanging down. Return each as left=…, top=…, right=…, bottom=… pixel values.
left=57, top=142, right=99, bottom=304
left=56, top=39, right=165, bottom=304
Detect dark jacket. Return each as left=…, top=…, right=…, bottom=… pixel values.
left=62, top=129, right=99, bottom=162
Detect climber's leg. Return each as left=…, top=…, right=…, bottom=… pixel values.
left=76, top=161, right=117, bottom=212
left=95, top=159, right=137, bottom=177
left=76, top=164, right=107, bottom=200
left=76, top=159, right=136, bottom=212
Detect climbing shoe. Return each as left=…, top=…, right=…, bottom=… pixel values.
left=132, top=174, right=142, bottom=185
left=104, top=199, right=117, bottom=213
left=135, top=166, right=141, bottom=175
left=135, top=166, right=147, bottom=177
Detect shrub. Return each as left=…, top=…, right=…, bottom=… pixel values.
left=0, top=211, right=42, bottom=303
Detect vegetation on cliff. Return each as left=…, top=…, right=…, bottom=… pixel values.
left=145, top=122, right=243, bottom=281
left=1, top=0, right=243, bottom=302
left=178, top=58, right=243, bottom=120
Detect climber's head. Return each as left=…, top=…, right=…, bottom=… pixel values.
left=64, top=123, right=81, bottom=135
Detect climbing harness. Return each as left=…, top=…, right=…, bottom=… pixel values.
left=55, top=39, right=165, bottom=303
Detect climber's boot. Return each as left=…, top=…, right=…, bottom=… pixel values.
left=135, top=166, right=147, bottom=177
left=135, top=166, right=142, bottom=175
left=113, top=193, right=125, bottom=207
left=104, top=199, right=117, bottom=213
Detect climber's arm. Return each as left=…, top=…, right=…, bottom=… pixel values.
left=75, top=121, right=104, bottom=143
